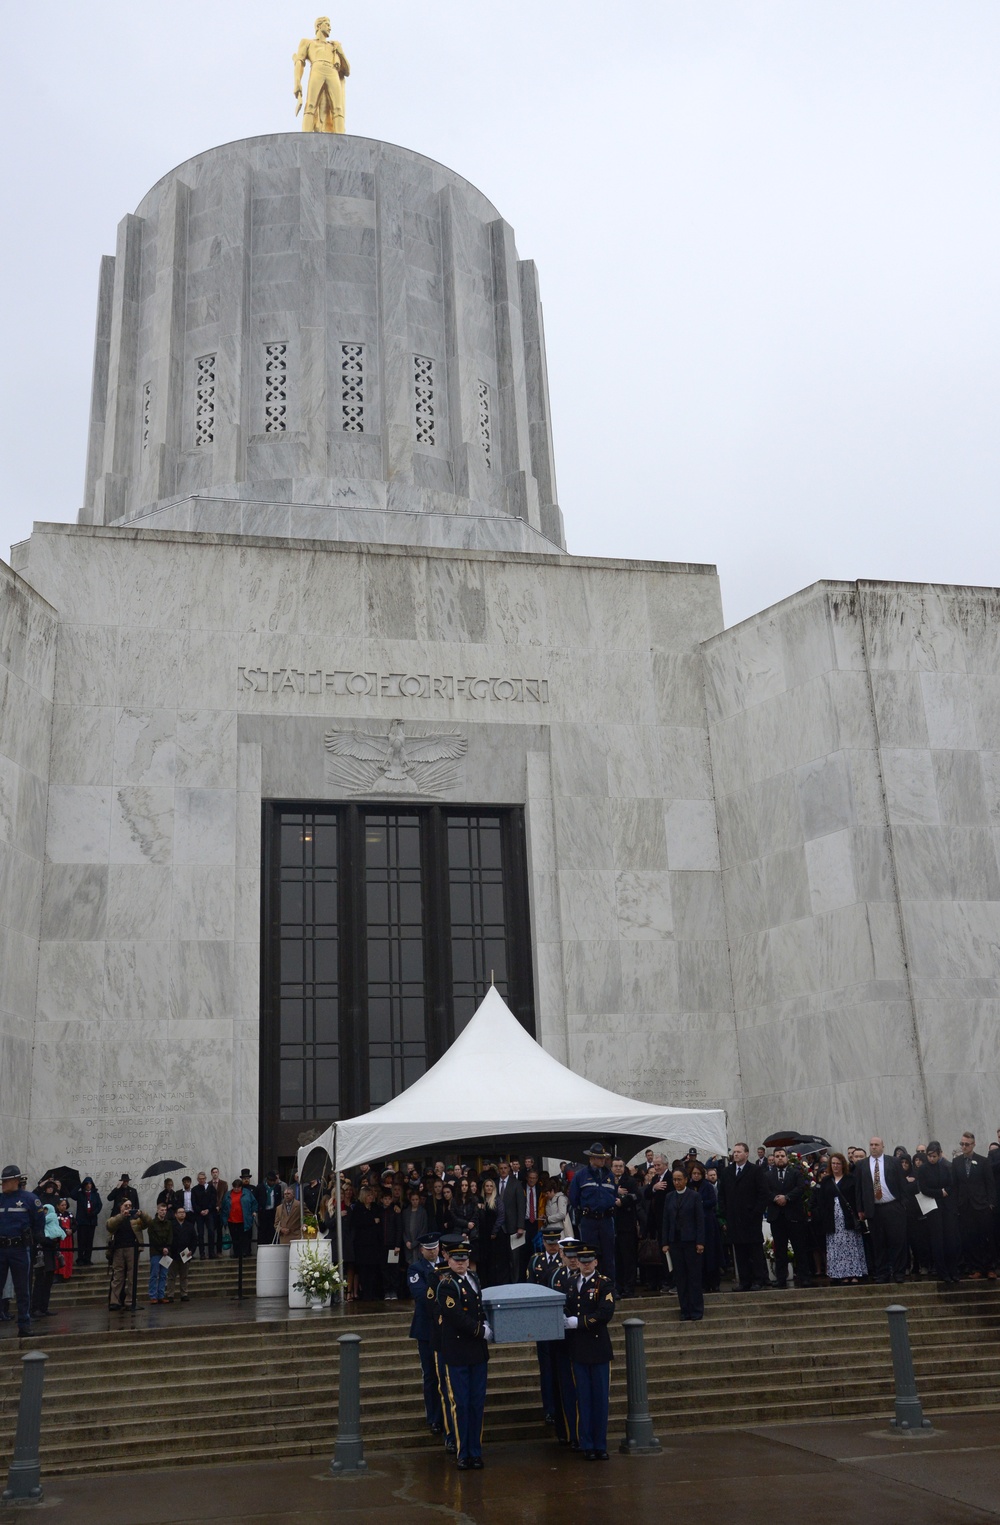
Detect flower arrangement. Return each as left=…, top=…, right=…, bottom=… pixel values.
left=302, top=1212, right=320, bottom=1240
left=293, top=1243, right=343, bottom=1302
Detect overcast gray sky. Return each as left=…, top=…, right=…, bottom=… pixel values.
left=2, top=2, right=998, bottom=626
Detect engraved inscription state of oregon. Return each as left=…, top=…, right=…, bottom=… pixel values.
left=237, top=665, right=550, bottom=702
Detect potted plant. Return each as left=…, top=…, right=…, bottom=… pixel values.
left=292, top=1242, right=343, bottom=1309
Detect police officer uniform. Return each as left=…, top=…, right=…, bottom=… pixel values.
left=564, top=1246, right=615, bottom=1460
left=568, top=1143, right=618, bottom=1281
left=527, top=1225, right=567, bottom=1430
left=0, top=1165, right=45, bottom=1335
left=407, top=1232, right=445, bottom=1434
left=435, top=1238, right=490, bottom=1469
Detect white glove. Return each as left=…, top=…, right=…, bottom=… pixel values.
left=563, top=1315, right=578, bottom=1330
left=483, top=1321, right=494, bottom=1343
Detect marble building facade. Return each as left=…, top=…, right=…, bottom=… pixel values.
left=1, top=132, right=997, bottom=1189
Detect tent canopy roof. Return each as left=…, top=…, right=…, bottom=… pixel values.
left=298, top=988, right=728, bottom=1176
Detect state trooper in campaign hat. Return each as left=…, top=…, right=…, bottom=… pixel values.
left=568, top=1144, right=617, bottom=1282
left=0, top=1166, right=45, bottom=1336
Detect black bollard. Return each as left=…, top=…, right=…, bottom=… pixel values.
left=618, top=1318, right=661, bottom=1455
left=1, top=1351, right=48, bottom=1504
left=886, top=1304, right=932, bottom=1433
left=330, top=1333, right=367, bottom=1474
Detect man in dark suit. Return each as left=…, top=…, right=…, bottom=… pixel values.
left=191, top=1172, right=216, bottom=1259
left=717, top=1142, right=770, bottom=1291
left=854, top=1135, right=907, bottom=1283
left=766, top=1148, right=813, bottom=1288
left=952, top=1131, right=997, bottom=1278
left=642, top=1155, right=673, bottom=1293
left=496, top=1162, right=525, bottom=1280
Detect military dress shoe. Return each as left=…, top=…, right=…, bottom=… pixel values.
left=471, top=1458, right=484, bottom=1470
left=594, top=1451, right=610, bottom=1461
left=429, top=1423, right=444, bottom=1435
left=456, top=1458, right=471, bottom=1471
left=445, top=1438, right=456, bottom=1454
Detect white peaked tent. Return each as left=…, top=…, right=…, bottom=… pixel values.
left=297, top=986, right=728, bottom=1182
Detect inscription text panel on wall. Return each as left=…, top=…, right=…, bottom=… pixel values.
left=237, top=666, right=550, bottom=703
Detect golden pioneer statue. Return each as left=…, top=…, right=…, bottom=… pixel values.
left=294, top=17, right=350, bottom=134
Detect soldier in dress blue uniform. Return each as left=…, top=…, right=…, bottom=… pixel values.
left=0, top=1165, right=45, bottom=1336
left=552, top=1237, right=583, bottom=1448
left=564, top=1245, right=616, bottom=1460
left=435, top=1237, right=492, bottom=1470
left=407, top=1231, right=445, bottom=1435
left=527, top=1224, right=567, bottom=1430
left=568, top=1142, right=618, bottom=1282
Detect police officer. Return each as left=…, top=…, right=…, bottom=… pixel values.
left=0, top=1165, right=45, bottom=1336
left=436, top=1236, right=492, bottom=1470
left=569, top=1142, right=618, bottom=1281
left=527, top=1224, right=566, bottom=1428
left=407, top=1231, right=445, bottom=1435
left=564, top=1245, right=615, bottom=1460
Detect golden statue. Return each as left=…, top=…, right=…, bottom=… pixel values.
left=293, top=17, right=350, bottom=134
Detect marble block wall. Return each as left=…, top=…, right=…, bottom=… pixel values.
left=0, top=564, right=57, bottom=1167
left=15, top=520, right=739, bottom=1192
left=857, top=581, right=1000, bottom=1145
left=703, top=579, right=1000, bottom=1154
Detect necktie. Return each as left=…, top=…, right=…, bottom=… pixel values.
left=528, top=1188, right=535, bottom=1218
left=779, top=1170, right=784, bottom=1186
left=736, top=1166, right=742, bottom=1178
left=874, top=1159, right=882, bottom=1202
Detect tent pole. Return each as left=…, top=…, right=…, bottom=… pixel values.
left=335, top=1128, right=345, bottom=1311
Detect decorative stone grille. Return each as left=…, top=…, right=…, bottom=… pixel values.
left=414, top=355, right=435, bottom=446
left=264, top=343, right=288, bottom=433
left=195, top=355, right=216, bottom=447
left=341, top=343, right=364, bottom=432
left=477, top=381, right=492, bottom=467
left=141, top=382, right=151, bottom=452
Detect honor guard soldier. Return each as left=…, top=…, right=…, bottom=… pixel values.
left=564, top=1245, right=615, bottom=1460
left=435, top=1236, right=492, bottom=1470
left=528, top=1225, right=567, bottom=1429
left=568, top=1142, right=618, bottom=1282
left=552, top=1238, right=584, bottom=1448
left=407, top=1232, right=445, bottom=1435
left=0, top=1166, right=45, bottom=1336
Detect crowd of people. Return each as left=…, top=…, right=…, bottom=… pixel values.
left=1, top=1125, right=997, bottom=1336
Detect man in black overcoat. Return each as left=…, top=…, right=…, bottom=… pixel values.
left=717, top=1142, right=769, bottom=1291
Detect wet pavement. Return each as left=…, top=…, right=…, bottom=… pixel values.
left=23, top=1415, right=1000, bottom=1523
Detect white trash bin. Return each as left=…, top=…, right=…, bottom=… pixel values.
left=255, top=1243, right=290, bottom=1298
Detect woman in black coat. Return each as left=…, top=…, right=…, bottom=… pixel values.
left=472, top=1179, right=504, bottom=1287
left=817, top=1154, right=867, bottom=1283
left=687, top=1163, right=721, bottom=1294
left=349, top=1187, right=385, bottom=1301
left=75, top=1178, right=103, bottom=1267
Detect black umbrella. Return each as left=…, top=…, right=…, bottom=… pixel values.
left=791, top=1136, right=832, bottom=1155
left=40, top=1166, right=82, bottom=1200
left=761, top=1131, right=831, bottom=1153
left=141, top=1160, right=186, bottom=1178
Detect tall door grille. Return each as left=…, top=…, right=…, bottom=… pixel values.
left=261, top=804, right=533, bottom=1168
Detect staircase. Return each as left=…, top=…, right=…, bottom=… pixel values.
left=37, top=1258, right=256, bottom=1306
left=1, top=1282, right=998, bottom=1477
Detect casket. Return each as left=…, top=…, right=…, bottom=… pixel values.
left=481, top=1282, right=565, bottom=1343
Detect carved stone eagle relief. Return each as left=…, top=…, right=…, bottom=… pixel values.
left=324, top=719, right=468, bottom=796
